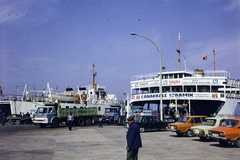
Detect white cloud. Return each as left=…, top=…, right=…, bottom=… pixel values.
left=0, top=0, right=59, bottom=25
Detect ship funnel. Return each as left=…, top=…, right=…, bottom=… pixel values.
left=194, top=69, right=204, bottom=77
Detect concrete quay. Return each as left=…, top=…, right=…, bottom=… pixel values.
left=0, top=123, right=240, bottom=160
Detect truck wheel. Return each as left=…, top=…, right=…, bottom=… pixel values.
left=15, top=120, right=21, bottom=125
left=40, top=124, right=46, bottom=128
left=78, top=118, right=84, bottom=126
left=8, top=120, right=14, bottom=125
left=52, top=119, right=59, bottom=128
left=186, top=130, right=193, bottom=137
left=234, top=139, right=240, bottom=148
left=140, top=127, right=145, bottom=133
left=85, top=118, right=91, bottom=126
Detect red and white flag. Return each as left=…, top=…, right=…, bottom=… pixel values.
left=203, top=56, right=208, bottom=60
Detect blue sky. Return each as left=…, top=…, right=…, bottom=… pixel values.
left=0, top=0, right=239, bottom=100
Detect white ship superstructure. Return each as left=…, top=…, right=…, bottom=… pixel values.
left=130, top=69, right=240, bottom=118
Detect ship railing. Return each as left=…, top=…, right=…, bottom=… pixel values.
left=0, top=95, right=22, bottom=101
left=131, top=72, right=159, bottom=81
left=131, top=70, right=231, bottom=82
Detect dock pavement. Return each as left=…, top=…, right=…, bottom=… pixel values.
left=0, top=123, right=240, bottom=160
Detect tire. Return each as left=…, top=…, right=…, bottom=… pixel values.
left=186, top=130, right=193, bottom=137
left=8, top=120, right=14, bottom=125
left=176, top=133, right=183, bottom=136
left=140, top=127, right=145, bottom=133
left=24, top=120, right=29, bottom=125
left=52, top=118, right=59, bottom=128
left=234, top=139, right=240, bottom=148
left=78, top=118, right=84, bottom=126
left=85, top=118, right=92, bottom=126
left=219, top=140, right=228, bottom=146
left=40, top=124, right=46, bottom=128
left=15, top=120, right=21, bottom=125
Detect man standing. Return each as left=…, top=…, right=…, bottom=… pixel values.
left=67, top=113, right=74, bottom=131
left=99, top=117, right=103, bottom=128
left=1, top=112, right=6, bottom=126
left=126, top=115, right=142, bottom=160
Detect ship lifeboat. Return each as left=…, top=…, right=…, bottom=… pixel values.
left=50, top=87, right=78, bottom=102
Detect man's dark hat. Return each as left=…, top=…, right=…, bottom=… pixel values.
left=127, top=115, right=135, bottom=121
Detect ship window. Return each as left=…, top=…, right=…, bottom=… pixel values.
left=66, top=106, right=69, bottom=108
left=73, top=106, right=76, bottom=108
left=98, top=107, right=101, bottom=111
left=174, top=74, right=178, bottom=78
left=179, top=74, right=183, bottom=78
left=169, top=74, right=173, bottom=79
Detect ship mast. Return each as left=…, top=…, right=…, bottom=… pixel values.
left=173, top=33, right=187, bottom=71
left=208, top=48, right=220, bottom=76
left=92, top=64, right=97, bottom=89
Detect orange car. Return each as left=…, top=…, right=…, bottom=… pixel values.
left=168, top=116, right=207, bottom=137
left=209, top=118, right=240, bottom=147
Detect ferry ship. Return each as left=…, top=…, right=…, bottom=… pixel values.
left=129, top=34, right=240, bottom=121
left=0, top=64, right=122, bottom=119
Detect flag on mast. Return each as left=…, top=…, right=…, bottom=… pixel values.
left=203, top=56, right=208, bottom=60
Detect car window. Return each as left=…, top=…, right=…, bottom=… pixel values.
left=221, top=120, right=239, bottom=128
left=152, top=117, right=158, bottom=122
left=147, top=117, right=153, bottom=122
left=202, top=119, right=216, bottom=126
left=219, top=119, right=225, bottom=125
left=177, top=117, right=189, bottom=123
left=193, top=118, right=201, bottom=123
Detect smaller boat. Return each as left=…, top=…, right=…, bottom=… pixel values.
left=49, top=87, right=79, bottom=103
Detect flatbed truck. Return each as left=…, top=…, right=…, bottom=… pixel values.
left=33, top=103, right=98, bottom=128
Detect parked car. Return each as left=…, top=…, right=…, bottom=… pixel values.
left=208, top=118, right=240, bottom=147
left=168, top=115, right=207, bottom=137
left=190, top=117, right=226, bottom=140
left=134, top=115, right=169, bottom=133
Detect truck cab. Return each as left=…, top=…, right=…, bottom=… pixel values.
left=103, top=106, right=121, bottom=123
left=33, top=106, right=58, bottom=128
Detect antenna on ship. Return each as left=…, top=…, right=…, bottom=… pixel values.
left=91, top=64, right=97, bottom=89
left=172, top=33, right=187, bottom=71
left=203, top=47, right=220, bottom=76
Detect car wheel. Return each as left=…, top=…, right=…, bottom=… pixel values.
left=140, top=127, right=145, bottom=133
left=234, top=138, right=240, bottom=148
left=219, top=140, right=228, bottom=146
left=186, top=130, right=193, bottom=137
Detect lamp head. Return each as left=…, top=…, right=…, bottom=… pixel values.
left=131, top=32, right=137, bottom=35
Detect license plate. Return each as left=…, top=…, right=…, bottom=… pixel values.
left=195, top=129, right=199, bottom=134
left=212, top=133, right=219, bottom=137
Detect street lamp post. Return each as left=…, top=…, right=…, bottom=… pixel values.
left=131, top=32, right=163, bottom=121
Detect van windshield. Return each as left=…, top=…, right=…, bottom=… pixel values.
left=36, top=107, right=48, bottom=114
left=177, top=117, right=189, bottom=123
